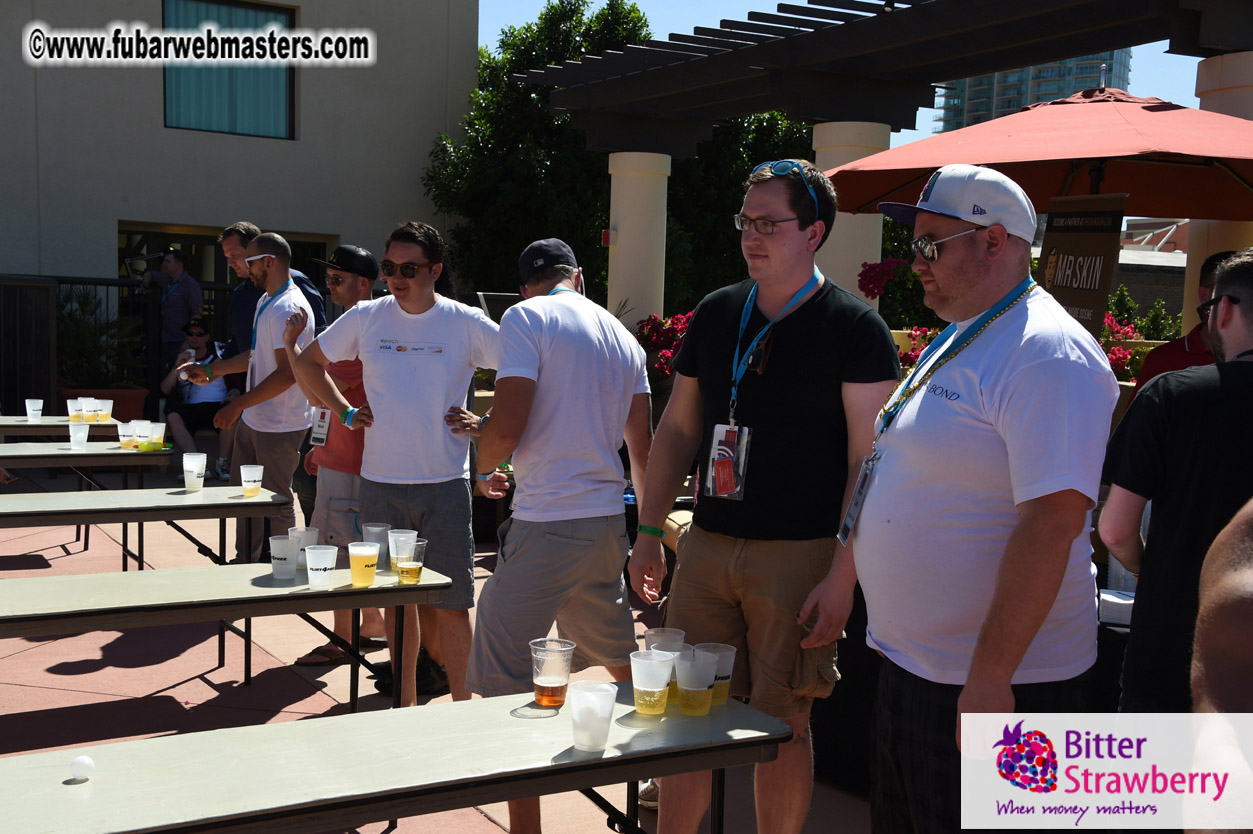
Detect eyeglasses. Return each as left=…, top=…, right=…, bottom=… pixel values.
left=244, top=254, right=274, bottom=265
left=185, top=331, right=208, bottom=338
left=325, top=273, right=350, bottom=288
left=733, top=214, right=800, bottom=236
left=753, top=160, right=820, bottom=219
left=380, top=260, right=433, bottom=279
left=910, top=228, right=980, bottom=263
left=1198, top=294, right=1240, bottom=321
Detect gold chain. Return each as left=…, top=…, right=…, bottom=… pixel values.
left=880, top=284, right=1037, bottom=418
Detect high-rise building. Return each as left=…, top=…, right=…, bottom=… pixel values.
left=935, top=49, right=1132, bottom=132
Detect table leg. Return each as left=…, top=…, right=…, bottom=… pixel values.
left=350, top=610, right=361, bottom=713
left=710, top=769, right=726, bottom=834
left=219, top=518, right=226, bottom=566
left=392, top=604, right=405, bottom=710
left=244, top=617, right=252, bottom=684
left=217, top=621, right=226, bottom=669
left=137, top=520, right=145, bottom=570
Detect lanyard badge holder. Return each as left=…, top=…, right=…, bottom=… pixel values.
left=704, top=271, right=820, bottom=502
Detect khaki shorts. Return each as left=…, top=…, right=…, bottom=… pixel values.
left=466, top=515, right=638, bottom=697
left=664, top=524, right=839, bottom=719
left=309, top=466, right=360, bottom=568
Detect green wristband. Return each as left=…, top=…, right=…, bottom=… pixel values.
left=204, top=363, right=212, bottom=381
left=339, top=407, right=352, bottom=425
left=636, top=524, right=665, bottom=539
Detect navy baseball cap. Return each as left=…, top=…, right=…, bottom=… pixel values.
left=518, top=238, right=577, bottom=282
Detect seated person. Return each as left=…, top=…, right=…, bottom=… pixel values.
left=162, top=317, right=236, bottom=479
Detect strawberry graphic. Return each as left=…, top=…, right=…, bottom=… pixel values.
left=994, top=721, right=1058, bottom=793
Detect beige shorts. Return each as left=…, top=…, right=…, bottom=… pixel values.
left=309, top=466, right=360, bottom=567
left=664, top=524, right=839, bottom=719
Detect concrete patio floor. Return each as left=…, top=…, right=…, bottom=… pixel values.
left=0, top=461, right=870, bottom=833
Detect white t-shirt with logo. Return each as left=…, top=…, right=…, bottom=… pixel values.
left=854, top=287, right=1119, bottom=686
left=498, top=291, right=649, bottom=522
left=242, top=282, right=314, bottom=433
left=317, top=295, right=499, bottom=484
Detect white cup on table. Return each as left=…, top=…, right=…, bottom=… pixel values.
left=24, top=399, right=42, bottom=423
left=182, top=452, right=207, bottom=492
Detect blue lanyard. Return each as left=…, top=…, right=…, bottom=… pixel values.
left=161, top=278, right=180, bottom=307
left=251, top=279, right=294, bottom=350
left=730, top=269, right=821, bottom=420
left=879, top=276, right=1036, bottom=434
left=547, top=287, right=579, bottom=296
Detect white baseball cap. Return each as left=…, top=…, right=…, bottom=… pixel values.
left=878, top=164, right=1038, bottom=244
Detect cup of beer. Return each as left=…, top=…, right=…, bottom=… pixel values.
left=24, top=399, right=42, bottom=423
left=530, top=638, right=576, bottom=707
left=675, top=649, right=718, bottom=716
left=80, top=397, right=99, bottom=423
left=361, top=522, right=392, bottom=574
left=347, top=541, right=379, bottom=588
left=149, top=422, right=166, bottom=449
left=653, top=640, right=692, bottom=701
left=397, top=538, right=427, bottom=586
left=288, top=526, right=319, bottom=568
left=269, top=535, right=299, bottom=580
left=569, top=681, right=618, bottom=753
left=117, top=422, right=135, bottom=450
left=387, top=528, right=417, bottom=572
left=68, top=422, right=90, bottom=451
left=629, top=650, right=676, bottom=716
left=240, top=465, right=264, bottom=497
left=643, top=627, right=685, bottom=650
left=694, top=643, right=736, bottom=706
left=97, top=399, right=113, bottom=422
left=67, top=399, right=83, bottom=423
left=131, top=420, right=152, bottom=451
left=305, top=545, right=338, bottom=590
left=182, top=452, right=207, bottom=492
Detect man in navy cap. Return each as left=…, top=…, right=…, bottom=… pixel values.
left=450, top=238, right=651, bottom=834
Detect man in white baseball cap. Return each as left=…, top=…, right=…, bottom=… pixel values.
left=845, top=164, right=1119, bottom=833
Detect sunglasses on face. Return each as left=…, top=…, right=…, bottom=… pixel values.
left=910, top=227, right=980, bottom=263
left=1198, top=294, right=1240, bottom=321
left=185, top=331, right=207, bottom=338
left=244, top=253, right=274, bottom=265
left=380, top=260, right=433, bottom=279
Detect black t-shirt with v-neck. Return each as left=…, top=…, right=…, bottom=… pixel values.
left=674, top=277, right=900, bottom=540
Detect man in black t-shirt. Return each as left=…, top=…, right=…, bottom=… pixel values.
left=629, top=159, right=899, bottom=834
left=1101, top=247, right=1253, bottom=712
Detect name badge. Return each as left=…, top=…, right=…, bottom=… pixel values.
left=703, top=423, right=751, bottom=501
left=310, top=407, right=331, bottom=446
left=837, top=450, right=880, bottom=546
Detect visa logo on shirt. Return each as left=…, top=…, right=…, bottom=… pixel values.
left=376, top=340, right=444, bottom=356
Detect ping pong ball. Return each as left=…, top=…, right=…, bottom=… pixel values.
left=70, top=755, right=95, bottom=780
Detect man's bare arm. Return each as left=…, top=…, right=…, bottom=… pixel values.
left=1099, top=484, right=1148, bottom=576
left=475, top=376, right=535, bottom=471
left=623, top=392, right=652, bottom=510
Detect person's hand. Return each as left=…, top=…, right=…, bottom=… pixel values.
left=444, top=406, right=481, bottom=436
left=282, top=309, right=308, bottom=348
left=343, top=403, right=373, bottom=430
left=628, top=535, right=668, bottom=604
left=475, top=469, right=510, bottom=499
left=797, top=571, right=854, bottom=649
left=956, top=678, right=1015, bottom=753
left=213, top=399, right=243, bottom=430
left=180, top=362, right=209, bottom=385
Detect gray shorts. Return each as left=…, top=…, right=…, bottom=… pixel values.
left=357, top=478, right=475, bottom=610
left=309, top=466, right=360, bottom=568
left=466, top=514, right=638, bottom=697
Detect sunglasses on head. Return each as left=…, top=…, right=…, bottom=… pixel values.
left=752, top=160, right=820, bottom=219
left=380, top=260, right=433, bottom=279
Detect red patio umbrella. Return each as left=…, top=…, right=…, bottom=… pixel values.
left=827, top=88, right=1253, bottom=221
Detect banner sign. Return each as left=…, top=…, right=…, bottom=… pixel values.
left=1039, top=194, right=1127, bottom=338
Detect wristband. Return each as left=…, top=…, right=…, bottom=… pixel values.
left=204, top=364, right=212, bottom=381
left=475, top=471, right=494, bottom=482
left=636, top=524, right=665, bottom=539
left=340, top=407, right=358, bottom=427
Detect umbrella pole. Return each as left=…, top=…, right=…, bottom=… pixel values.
left=1088, top=160, right=1106, bottom=195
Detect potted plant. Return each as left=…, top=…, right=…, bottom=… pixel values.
left=634, top=310, right=692, bottom=425
left=56, top=285, right=147, bottom=420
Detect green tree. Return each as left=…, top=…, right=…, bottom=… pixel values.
left=424, top=0, right=650, bottom=301
left=1108, top=283, right=1138, bottom=324
left=1134, top=297, right=1181, bottom=341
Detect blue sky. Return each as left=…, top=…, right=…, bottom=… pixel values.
left=477, top=0, right=1205, bottom=148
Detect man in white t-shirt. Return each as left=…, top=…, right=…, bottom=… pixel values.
left=183, top=232, right=313, bottom=562
left=448, top=238, right=651, bottom=834
left=846, top=165, right=1118, bottom=833
left=293, top=221, right=498, bottom=707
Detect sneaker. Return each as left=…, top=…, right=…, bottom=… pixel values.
left=371, top=648, right=452, bottom=698
left=215, top=457, right=230, bottom=480
left=638, top=778, right=660, bottom=810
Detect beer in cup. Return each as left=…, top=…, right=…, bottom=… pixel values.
left=348, top=541, right=379, bottom=588
left=695, top=643, right=737, bottom=706
left=240, top=465, right=263, bottom=498
left=630, top=650, right=676, bottom=716
left=530, top=638, right=576, bottom=707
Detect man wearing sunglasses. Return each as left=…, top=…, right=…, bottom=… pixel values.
left=1101, top=248, right=1253, bottom=714
left=847, top=164, right=1118, bottom=833
left=183, top=233, right=315, bottom=562
left=293, top=221, right=498, bottom=707
left=160, top=316, right=237, bottom=477
left=630, top=159, right=900, bottom=834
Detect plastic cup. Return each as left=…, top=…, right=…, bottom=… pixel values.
left=182, top=452, right=207, bottom=492
left=347, top=541, right=379, bottom=588
left=305, top=544, right=338, bottom=590
left=24, top=399, right=42, bottom=423
left=654, top=641, right=692, bottom=700
left=117, top=422, right=135, bottom=450
left=530, top=638, right=576, bottom=707
left=675, top=649, right=718, bottom=716
left=288, top=526, right=318, bottom=568
left=397, top=539, right=427, bottom=585
left=240, top=465, right=263, bottom=498
left=131, top=419, right=152, bottom=451
left=80, top=397, right=99, bottom=423
left=269, top=535, right=299, bottom=580
left=643, top=627, right=685, bottom=650
left=67, top=399, right=83, bottom=422
left=569, top=681, right=618, bottom=752
left=149, top=422, right=166, bottom=448
left=97, top=398, right=113, bottom=422
left=695, top=643, right=737, bottom=706
left=630, top=650, right=676, bottom=716
left=388, top=529, right=417, bottom=571
left=68, top=422, right=90, bottom=451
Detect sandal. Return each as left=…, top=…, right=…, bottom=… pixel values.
left=361, top=636, right=389, bottom=650
left=295, top=644, right=349, bottom=666
left=0, top=472, right=18, bottom=487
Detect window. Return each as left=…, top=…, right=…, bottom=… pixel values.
left=164, top=0, right=294, bottom=139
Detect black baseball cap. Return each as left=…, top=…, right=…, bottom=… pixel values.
left=182, top=316, right=210, bottom=334
left=313, top=245, right=379, bottom=281
left=518, top=238, right=577, bottom=283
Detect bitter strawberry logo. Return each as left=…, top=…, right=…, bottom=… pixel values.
left=994, top=720, right=1058, bottom=793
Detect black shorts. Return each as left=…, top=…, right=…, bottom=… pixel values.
left=168, top=401, right=223, bottom=434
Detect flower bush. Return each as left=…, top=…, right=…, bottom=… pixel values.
left=899, top=325, right=939, bottom=369
left=634, top=311, right=692, bottom=378
left=858, top=258, right=909, bottom=300
left=1100, top=311, right=1150, bottom=383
